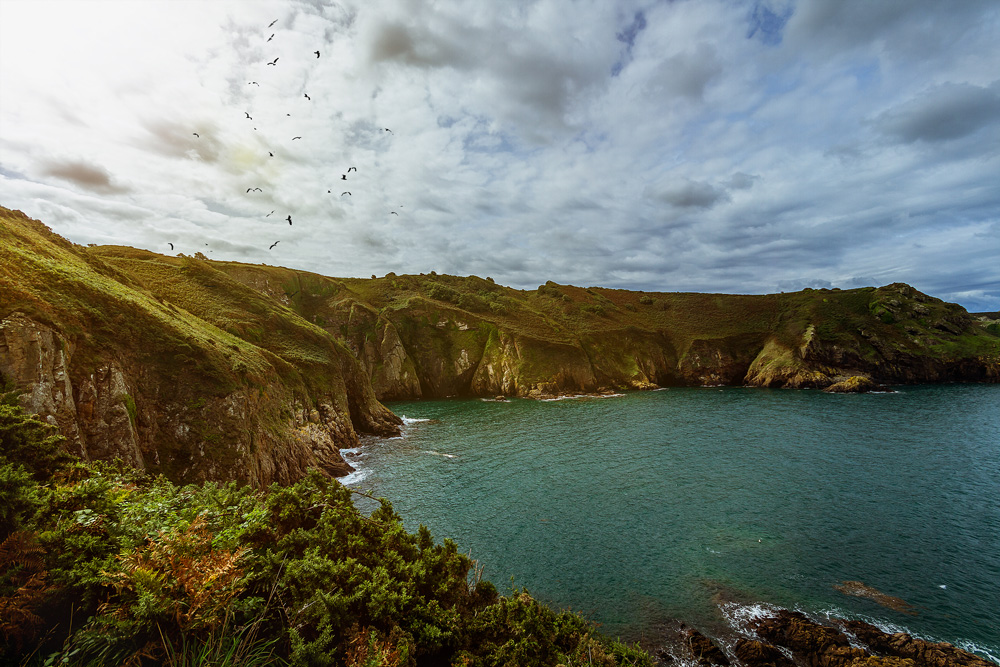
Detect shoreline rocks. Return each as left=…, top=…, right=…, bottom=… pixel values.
left=657, top=608, right=996, bottom=667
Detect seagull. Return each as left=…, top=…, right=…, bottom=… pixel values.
left=267, top=34, right=274, bottom=42
left=292, top=136, right=302, bottom=140
left=266, top=210, right=274, bottom=217
left=314, top=50, right=320, bottom=58
left=192, top=132, right=199, bottom=137
left=304, top=93, right=310, bottom=100
left=245, top=112, right=252, bottom=119
left=267, top=57, right=278, bottom=66
left=347, top=166, right=356, bottom=172
left=341, top=192, right=351, bottom=196
left=168, top=243, right=174, bottom=250
left=286, top=215, right=292, bottom=225
left=269, top=241, right=280, bottom=249
left=268, top=19, right=278, bottom=27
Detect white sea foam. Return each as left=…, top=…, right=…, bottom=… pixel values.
left=539, top=392, right=625, bottom=402
left=339, top=466, right=371, bottom=485
left=718, top=600, right=780, bottom=635
left=400, top=415, right=434, bottom=424
left=957, top=641, right=999, bottom=664
left=422, top=450, right=457, bottom=459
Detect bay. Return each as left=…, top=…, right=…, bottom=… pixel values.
left=344, top=385, right=1000, bottom=659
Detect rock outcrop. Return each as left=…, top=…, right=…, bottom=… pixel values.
left=728, top=609, right=997, bottom=667
left=1, top=208, right=400, bottom=486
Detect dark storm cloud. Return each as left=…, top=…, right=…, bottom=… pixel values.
left=41, top=159, right=130, bottom=194
left=646, top=179, right=730, bottom=209
left=875, top=81, right=1000, bottom=144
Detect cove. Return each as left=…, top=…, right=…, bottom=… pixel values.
left=345, top=385, right=1000, bottom=660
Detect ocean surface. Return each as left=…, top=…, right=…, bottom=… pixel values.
left=342, top=385, right=1000, bottom=659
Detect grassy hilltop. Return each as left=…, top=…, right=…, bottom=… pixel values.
left=2, top=205, right=999, bottom=485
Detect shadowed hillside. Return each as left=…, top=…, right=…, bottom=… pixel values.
left=2, top=206, right=998, bottom=483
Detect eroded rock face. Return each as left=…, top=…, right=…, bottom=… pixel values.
left=0, top=311, right=393, bottom=486
left=842, top=620, right=995, bottom=667
left=732, top=609, right=996, bottom=667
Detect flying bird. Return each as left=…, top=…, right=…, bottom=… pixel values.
left=304, top=93, right=310, bottom=100
left=292, top=136, right=302, bottom=140
left=266, top=210, right=274, bottom=217
left=341, top=192, right=351, bottom=196
left=286, top=215, right=292, bottom=225
left=269, top=151, right=274, bottom=157
left=269, top=241, right=279, bottom=249
left=249, top=81, right=259, bottom=86
left=347, top=167, right=356, bottom=172
left=245, top=112, right=252, bottom=119
left=267, top=57, right=278, bottom=65
left=168, top=243, right=174, bottom=250
left=341, top=174, right=347, bottom=180
left=384, top=128, right=392, bottom=133
left=252, top=188, right=262, bottom=192
left=314, top=50, right=320, bottom=58
left=390, top=211, right=398, bottom=215
left=267, top=34, right=274, bottom=42
left=192, top=132, right=199, bottom=137
left=268, top=19, right=277, bottom=27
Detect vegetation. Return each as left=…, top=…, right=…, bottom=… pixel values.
left=1, top=403, right=653, bottom=666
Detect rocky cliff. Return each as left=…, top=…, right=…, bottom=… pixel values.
left=0, top=208, right=399, bottom=486
left=2, top=206, right=999, bottom=484
left=210, top=270, right=999, bottom=400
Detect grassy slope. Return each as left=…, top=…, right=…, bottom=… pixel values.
left=0, top=208, right=398, bottom=484
left=5, top=204, right=999, bottom=407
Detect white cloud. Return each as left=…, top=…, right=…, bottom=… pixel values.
left=1, top=0, right=998, bottom=312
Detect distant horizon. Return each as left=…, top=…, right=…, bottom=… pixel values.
left=2, top=1, right=998, bottom=312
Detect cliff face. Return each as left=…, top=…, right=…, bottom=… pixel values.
left=217, top=272, right=996, bottom=400
left=0, top=208, right=399, bottom=486
left=3, top=206, right=999, bottom=484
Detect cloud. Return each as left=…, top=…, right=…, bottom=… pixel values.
left=41, top=159, right=130, bottom=194
left=875, top=81, right=1000, bottom=144
left=646, top=179, right=730, bottom=209
left=646, top=43, right=722, bottom=101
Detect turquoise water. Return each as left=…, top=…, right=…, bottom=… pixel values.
left=343, top=385, right=1000, bottom=658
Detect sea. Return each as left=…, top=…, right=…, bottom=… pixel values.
left=341, top=384, right=1000, bottom=660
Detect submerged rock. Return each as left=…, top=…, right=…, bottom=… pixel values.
left=833, top=580, right=917, bottom=615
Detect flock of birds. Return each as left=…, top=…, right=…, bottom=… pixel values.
left=184, top=18, right=401, bottom=255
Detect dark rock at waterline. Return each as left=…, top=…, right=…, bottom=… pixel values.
left=734, top=638, right=797, bottom=667
left=742, top=610, right=997, bottom=667
left=684, top=627, right=730, bottom=666
left=751, top=610, right=868, bottom=667
left=842, top=619, right=996, bottom=667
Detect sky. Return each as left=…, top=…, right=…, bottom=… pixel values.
left=1, top=0, right=998, bottom=312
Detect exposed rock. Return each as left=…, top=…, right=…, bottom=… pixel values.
left=752, top=610, right=867, bottom=667
left=842, top=620, right=995, bottom=667
left=734, top=638, right=797, bottom=667
left=833, top=581, right=917, bottom=614
left=824, top=376, right=878, bottom=393
left=683, top=627, right=730, bottom=666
